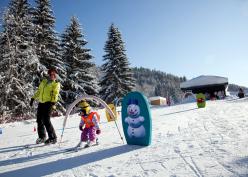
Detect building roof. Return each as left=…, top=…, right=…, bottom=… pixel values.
left=180, top=75, right=228, bottom=89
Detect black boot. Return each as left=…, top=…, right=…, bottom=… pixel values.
left=36, top=137, right=46, bottom=144
left=44, top=138, right=57, bottom=145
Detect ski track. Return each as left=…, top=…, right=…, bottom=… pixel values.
left=0, top=100, right=248, bottom=176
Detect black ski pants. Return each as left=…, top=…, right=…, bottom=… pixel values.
left=36, top=102, right=57, bottom=140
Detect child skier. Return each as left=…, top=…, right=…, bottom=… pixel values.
left=78, top=100, right=101, bottom=148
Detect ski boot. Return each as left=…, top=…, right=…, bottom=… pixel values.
left=36, top=137, right=46, bottom=144
left=75, top=141, right=82, bottom=148
left=84, top=138, right=99, bottom=148
left=44, top=138, right=57, bottom=145
left=96, top=138, right=99, bottom=145
left=84, top=140, right=93, bottom=148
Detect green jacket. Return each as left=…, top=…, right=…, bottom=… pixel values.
left=32, top=79, right=60, bottom=103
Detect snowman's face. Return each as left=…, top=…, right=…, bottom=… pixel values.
left=127, top=104, right=140, bottom=117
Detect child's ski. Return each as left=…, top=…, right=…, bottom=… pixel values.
left=83, top=142, right=99, bottom=149
left=65, top=141, right=99, bottom=152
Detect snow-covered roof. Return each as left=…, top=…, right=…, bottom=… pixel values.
left=180, top=75, right=228, bottom=89
left=149, top=96, right=167, bottom=101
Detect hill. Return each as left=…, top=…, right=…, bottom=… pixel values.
left=228, top=83, right=248, bottom=93
left=95, top=66, right=186, bottom=103
left=132, top=67, right=248, bottom=101
left=132, top=67, right=186, bottom=103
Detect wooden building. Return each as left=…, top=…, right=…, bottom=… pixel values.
left=149, top=96, right=167, bottom=105
left=180, top=75, right=228, bottom=99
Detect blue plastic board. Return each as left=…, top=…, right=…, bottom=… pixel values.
left=121, top=91, right=152, bottom=146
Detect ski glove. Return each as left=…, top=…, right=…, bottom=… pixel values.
left=96, top=129, right=101, bottom=135
left=79, top=126, right=83, bottom=131
left=30, top=98, right=34, bottom=107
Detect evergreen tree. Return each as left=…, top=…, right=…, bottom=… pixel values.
left=61, top=16, right=99, bottom=104
left=0, top=0, right=40, bottom=123
left=32, top=0, right=66, bottom=81
left=100, top=24, right=135, bottom=103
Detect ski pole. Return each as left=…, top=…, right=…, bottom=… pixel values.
left=58, top=128, right=65, bottom=147
left=113, top=118, right=124, bottom=144
left=114, top=97, right=125, bottom=144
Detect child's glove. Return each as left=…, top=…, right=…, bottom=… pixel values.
left=96, top=129, right=101, bottom=135
left=79, top=125, right=83, bottom=131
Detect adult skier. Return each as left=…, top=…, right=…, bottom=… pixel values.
left=30, top=68, right=60, bottom=144
left=78, top=100, right=101, bottom=147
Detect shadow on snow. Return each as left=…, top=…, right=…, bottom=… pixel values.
left=0, top=144, right=41, bottom=154
left=232, top=156, right=248, bottom=177
left=0, top=144, right=143, bottom=177
left=0, top=126, right=78, bottom=154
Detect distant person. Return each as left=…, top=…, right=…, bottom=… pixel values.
left=167, top=96, right=171, bottom=106
left=210, top=92, right=216, bottom=100
left=238, top=88, right=245, bottom=98
left=217, top=91, right=223, bottom=99
left=220, top=90, right=226, bottom=99
left=30, top=68, right=60, bottom=144
left=205, top=93, right=210, bottom=100
left=78, top=100, right=101, bottom=147
left=214, top=91, right=219, bottom=100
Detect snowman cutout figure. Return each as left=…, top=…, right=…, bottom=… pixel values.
left=125, top=99, right=146, bottom=138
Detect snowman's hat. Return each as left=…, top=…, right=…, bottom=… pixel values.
left=128, top=99, right=139, bottom=105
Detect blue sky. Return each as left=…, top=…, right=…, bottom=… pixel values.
left=1, top=0, right=248, bottom=86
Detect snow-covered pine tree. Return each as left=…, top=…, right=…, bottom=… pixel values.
left=32, top=0, right=66, bottom=82
left=0, top=0, right=40, bottom=123
left=60, top=16, right=99, bottom=104
left=100, top=24, right=135, bottom=104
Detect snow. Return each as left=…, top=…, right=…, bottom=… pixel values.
left=180, top=75, right=228, bottom=89
left=1, top=98, right=248, bottom=177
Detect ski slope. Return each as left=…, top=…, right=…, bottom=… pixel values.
left=0, top=98, right=248, bottom=177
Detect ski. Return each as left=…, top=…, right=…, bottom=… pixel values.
left=24, top=140, right=68, bottom=149
left=24, top=143, right=46, bottom=149
left=83, top=142, right=99, bottom=149
left=65, top=142, right=99, bottom=152
left=66, top=138, right=100, bottom=152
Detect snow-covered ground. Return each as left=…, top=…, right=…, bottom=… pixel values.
left=1, top=98, right=248, bottom=177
